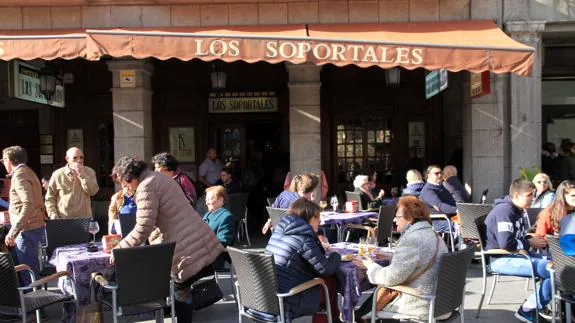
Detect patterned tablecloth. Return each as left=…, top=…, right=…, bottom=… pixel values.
left=320, top=211, right=378, bottom=226
left=49, top=243, right=114, bottom=306
left=329, top=242, right=392, bottom=322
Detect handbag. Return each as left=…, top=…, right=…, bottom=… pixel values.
left=376, top=234, right=441, bottom=311
left=190, top=278, right=223, bottom=310
left=73, top=278, right=103, bottom=323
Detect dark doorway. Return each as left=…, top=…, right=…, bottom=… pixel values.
left=0, top=110, right=40, bottom=177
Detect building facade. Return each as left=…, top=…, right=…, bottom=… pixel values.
left=0, top=0, right=574, bottom=209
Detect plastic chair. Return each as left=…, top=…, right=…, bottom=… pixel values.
left=547, top=235, right=575, bottom=323
left=266, top=207, right=289, bottom=229
left=267, top=197, right=277, bottom=207
left=369, top=245, right=474, bottom=322
left=0, top=252, right=78, bottom=322
left=228, top=247, right=333, bottom=323
left=473, top=215, right=540, bottom=321
left=92, top=242, right=176, bottom=323
left=345, top=191, right=363, bottom=210
left=229, top=193, right=250, bottom=247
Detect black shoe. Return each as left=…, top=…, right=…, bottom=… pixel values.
left=538, top=307, right=556, bottom=321
left=514, top=306, right=545, bottom=322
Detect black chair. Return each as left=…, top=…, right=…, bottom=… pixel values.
left=92, top=242, right=177, bottom=323
left=267, top=197, right=277, bottom=207
left=0, top=252, right=78, bottom=322
left=369, top=245, right=475, bottom=322
left=229, top=193, right=250, bottom=247
left=474, top=215, right=540, bottom=321
left=547, top=235, right=575, bottom=323
left=119, top=215, right=136, bottom=237
left=456, top=203, right=493, bottom=243
left=526, top=208, right=543, bottom=228
left=266, top=207, right=288, bottom=230
left=228, top=247, right=333, bottom=323
left=375, top=205, right=397, bottom=248
left=345, top=191, right=363, bottom=210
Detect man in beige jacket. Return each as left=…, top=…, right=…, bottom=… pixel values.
left=45, top=147, right=99, bottom=219
left=2, top=146, right=46, bottom=286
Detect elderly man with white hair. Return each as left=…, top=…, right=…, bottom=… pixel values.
left=45, top=147, right=99, bottom=219
left=353, top=175, right=385, bottom=210
left=442, top=165, right=470, bottom=203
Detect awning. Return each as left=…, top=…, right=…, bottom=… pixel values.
left=0, top=29, right=86, bottom=60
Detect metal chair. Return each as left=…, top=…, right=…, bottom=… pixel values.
left=267, top=197, right=277, bottom=207
left=345, top=191, right=363, bottom=210
left=266, top=207, right=289, bottom=229
left=92, top=242, right=177, bottom=323
left=229, top=193, right=250, bottom=247
left=473, top=215, right=540, bottom=321
left=456, top=203, right=493, bottom=252
left=430, top=214, right=456, bottom=252
left=228, top=247, right=333, bottom=323
left=369, top=245, right=474, bottom=322
left=0, top=252, right=78, bottom=323
left=526, top=208, right=543, bottom=228
left=547, top=235, right=575, bottom=323
left=375, top=205, right=397, bottom=248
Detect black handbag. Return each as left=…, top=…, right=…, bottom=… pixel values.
left=191, top=278, right=223, bottom=310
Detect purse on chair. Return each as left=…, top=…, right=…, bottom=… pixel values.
left=74, top=278, right=103, bottom=323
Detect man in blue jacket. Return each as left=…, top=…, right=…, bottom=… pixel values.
left=485, top=179, right=550, bottom=322
left=420, top=165, right=457, bottom=232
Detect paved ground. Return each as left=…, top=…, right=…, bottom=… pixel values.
left=40, top=237, right=537, bottom=322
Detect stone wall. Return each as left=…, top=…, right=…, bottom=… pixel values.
left=0, top=1, right=573, bottom=30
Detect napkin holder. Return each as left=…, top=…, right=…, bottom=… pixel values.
left=102, top=234, right=121, bottom=253
left=345, top=201, right=359, bottom=213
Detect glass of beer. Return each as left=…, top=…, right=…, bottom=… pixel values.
left=366, top=236, right=377, bottom=257
left=358, top=238, right=367, bottom=257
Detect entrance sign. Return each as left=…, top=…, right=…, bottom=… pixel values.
left=169, top=127, right=196, bottom=162
left=12, top=60, right=65, bottom=108
left=425, top=69, right=448, bottom=99
left=470, top=71, right=491, bottom=98
left=208, top=93, right=278, bottom=114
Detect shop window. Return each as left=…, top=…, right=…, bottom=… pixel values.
left=336, top=117, right=392, bottom=185
left=98, top=122, right=114, bottom=187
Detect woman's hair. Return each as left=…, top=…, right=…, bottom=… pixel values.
left=151, top=152, right=179, bottom=172
left=405, top=170, right=423, bottom=184
left=205, top=185, right=229, bottom=204
left=396, top=196, right=431, bottom=225
left=111, top=157, right=148, bottom=183
left=289, top=173, right=319, bottom=194
left=353, top=175, right=369, bottom=188
left=533, top=173, right=553, bottom=191
left=288, top=198, right=320, bottom=223
left=549, top=180, right=575, bottom=233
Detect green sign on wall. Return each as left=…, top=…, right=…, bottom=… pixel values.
left=425, top=69, right=448, bottom=99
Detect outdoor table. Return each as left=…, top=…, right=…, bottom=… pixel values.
left=329, top=242, right=393, bottom=322
left=49, top=242, right=114, bottom=306
left=320, top=211, right=378, bottom=242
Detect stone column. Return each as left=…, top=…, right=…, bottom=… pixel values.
left=506, top=21, right=545, bottom=180
left=286, top=63, right=322, bottom=200
left=107, top=60, right=154, bottom=163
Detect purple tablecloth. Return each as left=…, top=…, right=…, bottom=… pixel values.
left=320, top=211, right=378, bottom=226
left=329, top=242, right=392, bottom=322
left=49, top=243, right=114, bottom=306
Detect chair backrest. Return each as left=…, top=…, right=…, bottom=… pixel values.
left=0, top=252, right=21, bottom=309
left=228, top=193, right=249, bottom=222
left=227, top=247, right=280, bottom=315
left=433, top=246, right=475, bottom=317
left=376, top=205, right=396, bottom=246
left=119, top=215, right=136, bottom=237
left=113, top=242, right=176, bottom=306
left=457, top=203, right=493, bottom=240
left=266, top=207, right=288, bottom=228
left=526, top=208, right=543, bottom=228
left=266, top=197, right=276, bottom=207
left=474, top=215, right=488, bottom=251
left=45, top=218, right=91, bottom=257
left=547, top=235, right=575, bottom=294
left=345, top=191, right=362, bottom=210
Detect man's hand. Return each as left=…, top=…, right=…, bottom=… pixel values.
left=4, top=235, right=16, bottom=247
left=378, top=189, right=385, bottom=199
left=261, top=219, right=272, bottom=235
left=109, top=254, right=115, bottom=265
left=528, top=236, right=547, bottom=249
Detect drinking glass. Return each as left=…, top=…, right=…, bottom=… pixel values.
left=366, top=236, right=377, bottom=257
left=88, top=220, right=100, bottom=243
left=319, top=201, right=328, bottom=211
left=358, top=237, right=367, bottom=257
left=330, top=196, right=339, bottom=213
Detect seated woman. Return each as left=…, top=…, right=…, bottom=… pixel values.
left=354, top=196, right=448, bottom=322
left=536, top=180, right=575, bottom=238
left=531, top=173, right=556, bottom=208
left=203, top=185, right=235, bottom=247
left=266, top=198, right=341, bottom=322
left=353, top=175, right=385, bottom=210
left=402, top=170, right=425, bottom=197
left=107, top=185, right=137, bottom=235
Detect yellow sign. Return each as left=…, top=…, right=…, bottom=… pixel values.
left=208, top=96, right=278, bottom=113
left=120, top=70, right=136, bottom=88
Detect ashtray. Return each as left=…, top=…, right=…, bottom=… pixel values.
left=86, top=243, right=98, bottom=253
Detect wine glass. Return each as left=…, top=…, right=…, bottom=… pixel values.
left=319, top=200, right=328, bottom=211
left=88, top=220, right=100, bottom=244
left=330, top=196, right=339, bottom=213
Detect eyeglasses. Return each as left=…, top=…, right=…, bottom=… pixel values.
left=534, top=181, right=547, bottom=184
left=431, top=172, right=442, bottom=175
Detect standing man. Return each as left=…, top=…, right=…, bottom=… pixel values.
left=198, top=148, right=224, bottom=187
left=2, top=146, right=45, bottom=286
left=45, top=147, right=99, bottom=219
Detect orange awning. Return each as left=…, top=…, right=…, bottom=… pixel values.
left=0, top=29, right=86, bottom=60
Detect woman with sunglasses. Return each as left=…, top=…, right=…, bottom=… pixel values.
left=531, top=173, right=555, bottom=208
left=535, top=180, right=575, bottom=237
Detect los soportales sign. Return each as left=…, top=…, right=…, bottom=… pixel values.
left=12, top=60, right=65, bottom=108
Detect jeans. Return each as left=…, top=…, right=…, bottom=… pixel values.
left=15, top=227, right=45, bottom=287
left=489, top=254, right=552, bottom=310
